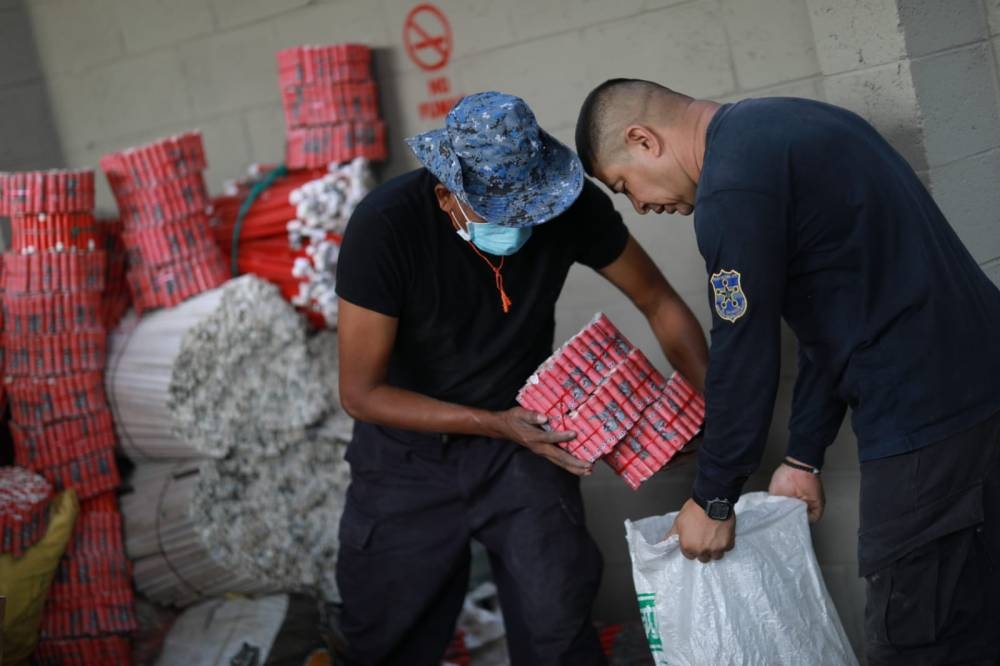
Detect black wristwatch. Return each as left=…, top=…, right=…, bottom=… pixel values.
left=693, top=494, right=734, bottom=521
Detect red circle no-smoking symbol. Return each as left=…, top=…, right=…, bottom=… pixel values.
left=403, top=3, right=453, bottom=72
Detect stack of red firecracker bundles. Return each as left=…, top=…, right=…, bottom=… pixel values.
left=278, top=44, right=387, bottom=168
left=211, top=166, right=328, bottom=325
left=96, top=216, right=130, bottom=331
left=100, top=132, right=228, bottom=315
left=517, top=313, right=705, bottom=489
left=33, top=494, right=135, bottom=664
left=212, top=43, right=386, bottom=328
left=0, top=168, right=135, bottom=663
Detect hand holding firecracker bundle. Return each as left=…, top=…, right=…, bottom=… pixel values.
left=517, top=313, right=705, bottom=489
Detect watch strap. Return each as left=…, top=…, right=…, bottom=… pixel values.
left=692, top=493, right=733, bottom=521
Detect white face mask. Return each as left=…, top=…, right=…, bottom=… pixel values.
left=450, top=200, right=533, bottom=256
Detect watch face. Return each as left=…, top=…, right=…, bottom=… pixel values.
left=706, top=499, right=732, bottom=520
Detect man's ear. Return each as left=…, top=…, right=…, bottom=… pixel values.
left=624, top=124, right=662, bottom=157
left=433, top=183, right=453, bottom=213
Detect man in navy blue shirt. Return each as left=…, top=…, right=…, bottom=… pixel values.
left=576, top=79, right=1000, bottom=664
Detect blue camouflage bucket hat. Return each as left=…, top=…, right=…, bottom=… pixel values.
left=405, top=91, right=584, bottom=228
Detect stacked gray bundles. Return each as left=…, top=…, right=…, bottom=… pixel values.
left=122, top=425, right=349, bottom=606
left=193, top=419, right=350, bottom=599
left=107, top=276, right=335, bottom=460
left=121, top=462, right=270, bottom=606
left=113, top=275, right=354, bottom=605
left=167, top=275, right=333, bottom=457
left=107, top=291, right=226, bottom=461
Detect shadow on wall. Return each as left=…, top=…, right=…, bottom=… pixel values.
left=883, top=124, right=929, bottom=175
left=0, top=0, right=64, bottom=171
left=371, top=47, right=404, bottom=182
left=0, top=0, right=66, bottom=249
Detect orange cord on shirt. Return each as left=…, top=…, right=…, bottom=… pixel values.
left=466, top=241, right=512, bottom=314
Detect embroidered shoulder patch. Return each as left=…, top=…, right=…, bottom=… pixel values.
left=711, top=269, right=748, bottom=323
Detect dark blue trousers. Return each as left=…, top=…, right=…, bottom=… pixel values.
left=336, top=422, right=607, bottom=666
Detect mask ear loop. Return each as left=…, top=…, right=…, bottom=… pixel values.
left=449, top=206, right=513, bottom=314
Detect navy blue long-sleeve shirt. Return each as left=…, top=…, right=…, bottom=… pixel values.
left=693, top=98, right=1000, bottom=503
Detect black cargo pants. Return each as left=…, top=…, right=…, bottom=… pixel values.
left=861, top=411, right=1000, bottom=665
left=335, top=422, right=606, bottom=666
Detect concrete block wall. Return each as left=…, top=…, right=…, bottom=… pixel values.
left=985, top=1, right=1000, bottom=282
left=19, top=0, right=1000, bottom=658
left=0, top=0, right=62, bottom=168
left=900, top=0, right=1000, bottom=277
left=0, top=0, right=63, bottom=247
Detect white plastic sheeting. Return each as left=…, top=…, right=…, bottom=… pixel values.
left=154, top=594, right=289, bottom=665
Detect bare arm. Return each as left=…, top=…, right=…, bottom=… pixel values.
left=337, top=298, right=592, bottom=475
left=598, top=234, right=708, bottom=391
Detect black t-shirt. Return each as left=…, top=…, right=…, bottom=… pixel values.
left=336, top=168, right=629, bottom=411
left=691, top=97, right=1000, bottom=503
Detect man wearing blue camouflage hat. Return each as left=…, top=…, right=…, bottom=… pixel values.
left=334, top=91, right=708, bottom=665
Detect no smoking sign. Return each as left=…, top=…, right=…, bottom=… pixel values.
left=403, top=3, right=453, bottom=72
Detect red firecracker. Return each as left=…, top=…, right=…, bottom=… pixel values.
left=101, top=132, right=226, bottom=315
left=518, top=313, right=705, bottom=488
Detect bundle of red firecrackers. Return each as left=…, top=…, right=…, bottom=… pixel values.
left=517, top=313, right=705, bottom=489
left=0, top=168, right=135, bottom=661
left=31, top=634, right=131, bottom=666
left=100, top=132, right=228, bottom=314
left=97, top=216, right=130, bottom=331
left=0, top=467, right=53, bottom=558
left=35, top=494, right=134, bottom=663
left=209, top=44, right=384, bottom=328
left=0, top=168, right=117, bottom=496
left=212, top=165, right=328, bottom=326
left=277, top=44, right=387, bottom=167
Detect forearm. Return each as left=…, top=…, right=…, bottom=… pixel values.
left=341, top=382, right=506, bottom=438
left=785, top=431, right=837, bottom=469
left=785, top=349, right=847, bottom=469
left=646, top=296, right=708, bottom=393
left=596, top=236, right=708, bottom=390
left=694, top=321, right=782, bottom=503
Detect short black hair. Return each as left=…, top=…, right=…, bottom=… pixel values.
left=576, top=78, right=661, bottom=176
